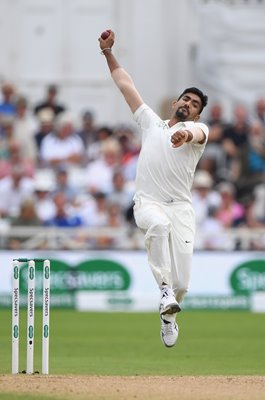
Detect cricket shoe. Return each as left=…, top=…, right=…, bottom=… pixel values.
left=160, top=314, right=179, bottom=348
left=159, top=286, right=181, bottom=316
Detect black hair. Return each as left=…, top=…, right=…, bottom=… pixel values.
left=177, top=87, right=208, bottom=114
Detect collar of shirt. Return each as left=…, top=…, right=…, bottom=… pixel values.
left=164, top=119, right=190, bottom=134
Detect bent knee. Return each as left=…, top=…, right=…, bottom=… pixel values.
left=146, top=222, right=171, bottom=238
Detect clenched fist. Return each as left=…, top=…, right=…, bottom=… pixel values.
left=171, top=130, right=191, bottom=148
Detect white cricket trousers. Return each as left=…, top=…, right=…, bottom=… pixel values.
left=133, top=198, right=195, bottom=303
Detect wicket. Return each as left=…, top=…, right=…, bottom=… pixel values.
left=12, top=258, right=50, bottom=374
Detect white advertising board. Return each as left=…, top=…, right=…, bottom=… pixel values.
left=1, top=251, right=265, bottom=311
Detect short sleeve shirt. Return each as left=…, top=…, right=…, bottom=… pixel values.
left=133, top=104, right=209, bottom=204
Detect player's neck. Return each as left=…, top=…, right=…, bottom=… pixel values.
left=168, top=117, right=184, bottom=127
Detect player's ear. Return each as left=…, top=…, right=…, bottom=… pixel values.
left=171, top=100, right=178, bottom=109
left=194, top=114, right=200, bottom=122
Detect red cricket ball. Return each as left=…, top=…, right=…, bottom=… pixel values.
left=101, top=31, right=110, bottom=40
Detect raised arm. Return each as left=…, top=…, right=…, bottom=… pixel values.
left=98, top=30, right=144, bottom=113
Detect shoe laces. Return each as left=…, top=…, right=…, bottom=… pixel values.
left=161, top=287, right=171, bottom=299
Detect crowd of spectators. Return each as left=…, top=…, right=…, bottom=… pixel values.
left=0, top=81, right=265, bottom=250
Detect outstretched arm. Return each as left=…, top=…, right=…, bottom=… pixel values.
left=98, top=30, right=144, bottom=113
left=171, top=128, right=206, bottom=148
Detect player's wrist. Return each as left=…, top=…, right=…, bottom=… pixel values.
left=100, top=47, right=112, bottom=55
left=184, top=130, right=193, bottom=142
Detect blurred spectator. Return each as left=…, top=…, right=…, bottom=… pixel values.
left=114, top=124, right=139, bottom=164
left=244, top=121, right=265, bottom=178
left=223, top=104, right=250, bottom=181
left=13, top=96, right=38, bottom=162
left=215, top=182, right=245, bottom=227
left=195, top=205, right=230, bottom=250
left=199, top=102, right=227, bottom=181
left=0, top=82, right=16, bottom=117
left=87, top=126, right=113, bottom=162
left=252, top=178, right=265, bottom=223
left=0, top=140, right=35, bottom=179
left=0, top=164, right=34, bottom=218
left=10, top=198, right=41, bottom=227
left=207, top=102, right=226, bottom=127
left=114, top=124, right=140, bottom=182
left=0, top=116, right=15, bottom=159
left=78, top=110, right=97, bottom=149
left=39, top=112, right=85, bottom=168
left=34, top=108, right=55, bottom=160
left=44, top=192, right=82, bottom=227
left=34, top=84, right=66, bottom=118
left=8, top=199, right=42, bottom=249
left=253, top=97, right=265, bottom=126
left=33, top=177, right=57, bottom=223
left=79, top=191, right=108, bottom=227
left=243, top=194, right=265, bottom=228
left=107, top=170, right=134, bottom=214
left=53, top=165, right=78, bottom=203
left=88, top=191, right=109, bottom=227
left=192, top=170, right=221, bottom=228
left=106, top=202, right=126, bottom=228
left=86, top=138, right=121, bottom=194
left=95, top=201, right=127, bottom=248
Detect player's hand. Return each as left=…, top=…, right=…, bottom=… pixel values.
left=171, top=130, right=189, bottom=148
left=98, top=29, right=115, bottom=51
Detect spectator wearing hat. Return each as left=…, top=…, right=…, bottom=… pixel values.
left=33, top=169, right=56, bottom=223
left=192, top=170, right=221, bottom=229
left=34, top=108, right=55, bottom=156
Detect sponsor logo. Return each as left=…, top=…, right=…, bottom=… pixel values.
left=44, top=266, right=50, bottom=279
left=20, top=259, right=131, bottom=294
left=18, top=258, right=131, bottom=308
left=28, top=325, right=34, bottom=339
left=230, top=259, right=265, bottom=294
left=13, top=325, right=19, bottom=338
left=14, top=266, right=19, bottom=279
left=44, top=288, right=50, bottom=316
left=28, top=288, right=34, bottom=317
left=29, top=266, right=34, bottom=280
left=13, top=288, right=19, bottom=317
left=43, top=324, right=49, bottom=338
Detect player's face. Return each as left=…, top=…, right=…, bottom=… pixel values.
left=174, top=93, right=202, bottom=121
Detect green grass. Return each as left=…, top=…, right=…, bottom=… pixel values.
left=0, top=395, right=57, bottom=400
left=1, top=309, right=265, bottom=375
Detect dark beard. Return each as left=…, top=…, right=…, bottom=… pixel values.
left=175, top=108, right=189, bottom=121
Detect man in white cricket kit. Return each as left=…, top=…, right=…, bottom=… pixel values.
left=99, top=30, right=209, bottom=347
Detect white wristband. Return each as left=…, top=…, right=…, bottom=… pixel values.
left=100, top=48, right=112, bottom=55
left=188, top=128, right=205, bottom=144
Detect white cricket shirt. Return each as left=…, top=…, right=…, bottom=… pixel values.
left=133, top=104, right=209, bottom=204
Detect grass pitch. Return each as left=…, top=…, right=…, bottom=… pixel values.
left=1, top=309, right=265, bottom=375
